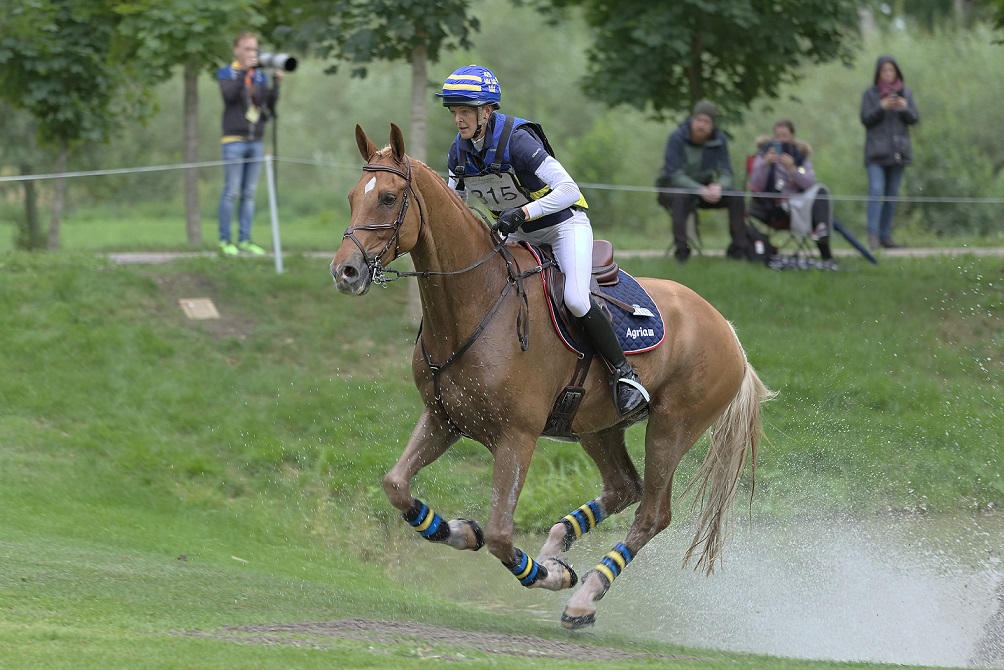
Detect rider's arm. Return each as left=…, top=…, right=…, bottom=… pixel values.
left=523, top=156, right=581, bottom=220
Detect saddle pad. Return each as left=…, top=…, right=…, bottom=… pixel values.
left=524, top=244, right=666, bottom=355
left=597, top=271, right=666, bottom=354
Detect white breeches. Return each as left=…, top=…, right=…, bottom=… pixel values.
left=506, top=210, right=594, bottom=317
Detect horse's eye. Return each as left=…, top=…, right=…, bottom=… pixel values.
left=380, top=192, right=397, bottom=207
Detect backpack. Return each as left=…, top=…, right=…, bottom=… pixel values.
left=728, top=223, right=778, bottom=264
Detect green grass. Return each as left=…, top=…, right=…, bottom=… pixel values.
left=0, top=250, right=1001, bottom=669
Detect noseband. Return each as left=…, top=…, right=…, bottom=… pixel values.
left=342, top=156, right=426, bottom=286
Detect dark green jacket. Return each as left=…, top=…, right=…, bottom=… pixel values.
left=656, top=119, right=734, bottom=191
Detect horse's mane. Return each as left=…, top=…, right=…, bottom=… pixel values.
left=373, top=145, right=487, bottom=231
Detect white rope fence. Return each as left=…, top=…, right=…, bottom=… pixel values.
left=4, top=156, right=1004, bottom=204
left=3, top=155, right=1002, bottom=272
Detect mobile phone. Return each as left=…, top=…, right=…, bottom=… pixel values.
left=769, top=140, right=784, bottom=154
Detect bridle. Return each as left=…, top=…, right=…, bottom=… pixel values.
left=341, top=156, right=425, bottom=287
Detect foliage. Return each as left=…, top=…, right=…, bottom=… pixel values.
left=0, top=0, right=151, bottom=146
left=535, top=0, right=860, bottom=120
left=984, top=0, right=1004, bottom=32
left=0, top=0, right=163, bottom=248
left=3, top=2, right=1004, bottom=248
left=865, top=0, right=993, bottom=31
left=112, top=0, right=262, bottom=75
left=268, top=0, right=480, bottom=78
left=905, top=123, right=999, bottom=236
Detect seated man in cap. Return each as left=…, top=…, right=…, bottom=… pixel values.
left=655, top=100, right=748, bottom=264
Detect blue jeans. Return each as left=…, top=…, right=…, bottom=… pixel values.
left=218, top=140, right=264, bottom=243
left=866, top=164, right=905, bottom=241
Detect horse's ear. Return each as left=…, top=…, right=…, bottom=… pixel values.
left=355, top=124, right=378, bottom=162
left=389, top=123, right=406, bottom=162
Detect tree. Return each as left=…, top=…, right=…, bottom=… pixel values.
left=0, top=0, right=153, bottom=250
left=538, top=0, right=860, bottom=121
left=114, top=0, right=263, bottom=246
left=977, top=0, right=1004, bottom=32
left=0, top=102, right=45, bottom=250
left=269, top=0, right=481, bottom=162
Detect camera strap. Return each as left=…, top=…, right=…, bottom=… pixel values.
left=244, top=70, right=260, bottom=107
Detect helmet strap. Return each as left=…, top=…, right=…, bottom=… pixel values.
left=473, top=107, right=493, bottom=143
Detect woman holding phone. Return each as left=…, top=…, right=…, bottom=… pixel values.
left=860, top=55, right=919, bottom=250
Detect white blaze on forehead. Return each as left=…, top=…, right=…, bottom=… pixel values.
left=364, top=176, right=377, bottom=194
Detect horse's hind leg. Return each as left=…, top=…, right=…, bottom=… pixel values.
left=534, top=427, right=643, bottom=591
left=561, top=412, right=698, bottom=628
left=384, top=409, right=484, bottom=552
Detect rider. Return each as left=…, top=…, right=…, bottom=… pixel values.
left=436, top=64, right=648, bottom=418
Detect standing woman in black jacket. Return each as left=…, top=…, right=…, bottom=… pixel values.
left=860, top=55, right=919, bottom=250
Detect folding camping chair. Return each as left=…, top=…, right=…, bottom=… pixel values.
left=744, top=155, right=879, bottom=268
left=744, top=154, right=820, bottom=261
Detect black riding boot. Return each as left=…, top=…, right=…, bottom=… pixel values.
left=579, top=303, right=649, bottom=417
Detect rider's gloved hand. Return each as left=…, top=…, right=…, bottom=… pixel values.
left=496, top=207, right=526, bottom=235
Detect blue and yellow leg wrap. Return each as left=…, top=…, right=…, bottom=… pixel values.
left=560, top=500, right=606, bottom=551
left=507, top=548, right=547, bottom=587
left=592, top=543, right=634, bottom=596
left=402, top=499, right=450, bottom=543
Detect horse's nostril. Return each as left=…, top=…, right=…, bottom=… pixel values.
left=342, top=265, right=358, bottom=281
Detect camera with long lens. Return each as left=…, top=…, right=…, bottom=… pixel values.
left=257, top=51, right=297, bottom=72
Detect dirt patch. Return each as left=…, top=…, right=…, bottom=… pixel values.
left=176, top=618, right=703, bottom=663
left=152, top=271, right=256, bottom=341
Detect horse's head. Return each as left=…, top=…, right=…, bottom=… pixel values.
left=331, top=123, right=423, bottom=295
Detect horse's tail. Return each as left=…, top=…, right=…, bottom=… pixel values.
left=682, top=362, right=776, bottom=576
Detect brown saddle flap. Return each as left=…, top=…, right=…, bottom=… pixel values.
left=591, top=239, right=619, bottom=286
left=540, top=239, right=618, bottom=337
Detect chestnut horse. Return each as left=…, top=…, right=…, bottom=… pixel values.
left=331, top=124, right=774, bottom=629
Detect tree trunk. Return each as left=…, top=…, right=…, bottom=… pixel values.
left=47, top=135, right=68, bottom=251
left=404, top=44, right=430, bottom=327
left=20, top=164, right=41, bottom=250
left=183, top=62, right=201, bottom=245
left=410, top=44, right=428, bottom=163
left=687, top=34, right=705, bottom=105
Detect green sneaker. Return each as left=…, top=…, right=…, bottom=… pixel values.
left=237, top=241, right=266, bottom=256
left=219, top=241, right=239, bottom=257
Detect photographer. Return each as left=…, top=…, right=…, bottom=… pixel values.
left=749, top=119, right=833, bottom=262
left=216, top=31, right=284, bottom=257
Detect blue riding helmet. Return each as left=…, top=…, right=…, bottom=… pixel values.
left=436, top=64, right=501, bottom=108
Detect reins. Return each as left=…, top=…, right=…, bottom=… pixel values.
left=346, top=154, right=554, bottom=437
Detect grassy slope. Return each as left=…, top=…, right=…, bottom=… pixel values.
left=0, top=251, right=1000, bottom=669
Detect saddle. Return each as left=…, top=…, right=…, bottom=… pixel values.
left=535, top=240, right=619, bottom=340
left=526, top=240, right=655, bottom=440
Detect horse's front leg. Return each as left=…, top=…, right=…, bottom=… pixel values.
left=383, top=409, right=484, bottom=551
left=481, top=436, right=574, bottom=591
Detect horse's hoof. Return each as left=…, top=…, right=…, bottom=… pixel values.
left=551, top=558, right=578, bottom=589
left=535, top=558, right=578, bottom=591
left=446, top=518, right=484, bottom=551
left=561, top=609, right=596, bottom=630
left=461, top=518, right=484, bottom=550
